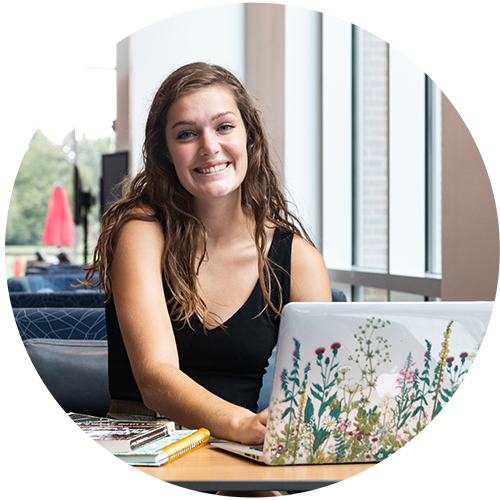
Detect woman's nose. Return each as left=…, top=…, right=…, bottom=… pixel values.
left=199, top=131, right=220, bottom=156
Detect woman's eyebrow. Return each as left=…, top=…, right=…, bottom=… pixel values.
left=171, top=111, right=236, bottom=130
left=212, top=111, right=236, bottom=121
left=171, top=120, right=195, bottom=130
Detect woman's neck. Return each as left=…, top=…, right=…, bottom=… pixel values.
left=193, top=190, right=253, bottom=247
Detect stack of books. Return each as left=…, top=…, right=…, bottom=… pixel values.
left=69, top=413, right=210, bottom=466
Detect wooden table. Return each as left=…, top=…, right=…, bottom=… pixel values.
left=81, top=446, right=500, bottom=491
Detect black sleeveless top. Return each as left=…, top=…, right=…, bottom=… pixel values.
left=106, top=227, right=293, bottom=413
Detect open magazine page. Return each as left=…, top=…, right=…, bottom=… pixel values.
left=13, top=413, right=175, bottom=452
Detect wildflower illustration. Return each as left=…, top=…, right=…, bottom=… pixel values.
left=391, top=352, right=418, bottom=440
left=265, top=317, right=480, bottom=465
left=430, top=320, right=453, bottom=419
left=302, top=342, right=342, bottom=462
left=279, top=338, right=311, bottom=459
left=349, top=317, right=392, bottom=399
left=411, top=340, right=434, bottom=432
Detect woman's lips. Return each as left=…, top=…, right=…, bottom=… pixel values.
left=195, top=162, right=230, bottom=175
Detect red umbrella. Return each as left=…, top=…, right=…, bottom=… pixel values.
left=42, top=184, right=75, bottom=247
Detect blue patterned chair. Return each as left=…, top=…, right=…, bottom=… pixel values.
left=332, top=288, right=347, bottom=302
left=9, top=292, right=105, bottom=309
left=4, top=308, right=106, bottom=375
left=7, top=273, right=100, bottom=293
left=25, top=263, right=87, bottom=275
left=4, top=308, right=109, bottom=497
left=38, top=264, right=87, bottom=274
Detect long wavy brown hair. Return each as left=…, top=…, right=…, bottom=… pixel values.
left=84, top=62, right=312, bottom=328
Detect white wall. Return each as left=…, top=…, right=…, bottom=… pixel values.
left=119, top=4, right=245, bottom=175
left=284, top=6, right=323, bottom=247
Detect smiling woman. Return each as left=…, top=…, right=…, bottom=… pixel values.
left=165, top=86, right=248, bottom=202
left=83, top=62, right=332, bottom=448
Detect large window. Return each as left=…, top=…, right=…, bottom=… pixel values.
left=3, top=3, right=116, bottom=270
left=322, top=18, right=442, bottom=302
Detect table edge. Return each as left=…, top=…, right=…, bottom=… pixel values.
left=80, top=464, right=500, bottom=492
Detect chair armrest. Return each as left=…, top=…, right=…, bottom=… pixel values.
left=23, top=338, right=110, bottom=417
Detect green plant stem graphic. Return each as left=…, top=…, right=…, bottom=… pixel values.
left=349, top=318, right=391, bottom=399
left=280, top=339, right=302, bottom=449
left=267, top=317, right=477, bottom=466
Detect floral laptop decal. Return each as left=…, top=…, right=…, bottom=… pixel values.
left=263, top=302, right=491, bottom=465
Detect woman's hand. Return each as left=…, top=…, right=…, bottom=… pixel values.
left=229, top=408, right=269, bottom=445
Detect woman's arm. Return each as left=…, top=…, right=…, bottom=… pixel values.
left=110, top=219, right=267, bottom=444
left=289, top=235, right=332, bottom=303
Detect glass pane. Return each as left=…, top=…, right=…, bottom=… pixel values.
left=353, top=27, right=389, bottom=271
left=353, top=286, right=387, bottom=302
left=3, top=16, right=75, bottom=68
left=426, top=78, right=442, bottom=275
left=76, top=17, right=116, bottom=68
left=71, top=68, right=117, bottom=262
left=76, top=68, right=117, bottom=140
left=13, top=69, right=75, bottom=144
left=389, top=291, right=425, bottom=302
left=389, top=46, right=426, bottom=276
left=4, top=70, right=73, bottom=250
left=329, top=281, right=352, bottom=302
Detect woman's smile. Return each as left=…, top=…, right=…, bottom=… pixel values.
left=165, top=86, right=248, bottom=201
left=195, top=161, right=231, bottom=175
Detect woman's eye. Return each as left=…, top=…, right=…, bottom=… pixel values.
left=218, top=124, right=235, bottom=132
left=177, top=131, right=194, bottom=140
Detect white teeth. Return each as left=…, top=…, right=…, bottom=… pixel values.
left=198, top=162, right=228, bottom=174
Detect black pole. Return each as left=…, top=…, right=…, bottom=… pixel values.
left=83, top=202, right=89, bottom=264
left=81, top=191, right=95, bottom=264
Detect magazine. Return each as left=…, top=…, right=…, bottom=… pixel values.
left=68, top=413, right=176, bottom=453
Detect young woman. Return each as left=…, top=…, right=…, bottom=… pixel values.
left=85, top=62, right=331, bottom=446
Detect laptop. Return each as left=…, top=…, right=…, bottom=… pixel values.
left=211, top=301, right=493, bottom=465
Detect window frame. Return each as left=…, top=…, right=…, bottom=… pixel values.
left=322, top=19, right=442, bottom=301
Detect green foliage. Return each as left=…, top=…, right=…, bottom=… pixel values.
left=332, top=432, right=346, bottom=463
left=6, top=129, right=114, bottom=246
left=7, top=130, right=73, bottom=245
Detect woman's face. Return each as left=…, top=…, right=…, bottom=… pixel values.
left=165, top=86, right=248, bottom=203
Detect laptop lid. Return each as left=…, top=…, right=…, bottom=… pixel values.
left=262, top=301, right=492, bottom=465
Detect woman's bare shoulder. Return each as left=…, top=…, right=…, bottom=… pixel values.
left=290, top=234, right=331, bottom=302
left=110, top=208, right=164, bottom=286
left=116, top=205, right=164, bottom=253
left=291, top=234, right=325, bottom=266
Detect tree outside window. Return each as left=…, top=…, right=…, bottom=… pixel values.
left=4, top=3, right=116, bottom=279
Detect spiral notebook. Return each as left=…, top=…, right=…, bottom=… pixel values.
left=211, top=301, right=492, bottom=465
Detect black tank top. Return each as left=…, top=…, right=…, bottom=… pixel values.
left=106, top=227, right=293, bottom=413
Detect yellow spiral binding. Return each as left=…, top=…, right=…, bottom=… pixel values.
left=160, top=428, right=211, bottom=464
